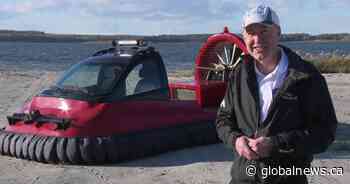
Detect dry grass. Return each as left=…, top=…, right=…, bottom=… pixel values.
left=308, top=58, right=350, bottom=73
left=168, top=70, right=194, bottom=82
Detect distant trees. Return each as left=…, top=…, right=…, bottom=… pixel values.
left=281, top=33, right=311, bottom=41
left=0, top=29, right=350, bottom=42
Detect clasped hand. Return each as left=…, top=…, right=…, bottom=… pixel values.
left=235, top=136, right=273, bottom=160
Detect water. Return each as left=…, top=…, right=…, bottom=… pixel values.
left=0, top=42, right=108, bottom=72
left=283, top=41, right=350, bottom=56
left=0, top=41, right=349, bottom=73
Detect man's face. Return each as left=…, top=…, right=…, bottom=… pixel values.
left=242, top=23, right=280, bottom=61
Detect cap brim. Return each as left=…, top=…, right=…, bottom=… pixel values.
left=244, top=22, right=274, bottom=29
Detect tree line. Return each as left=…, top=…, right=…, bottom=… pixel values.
left=0, top=30, right=349, bottom=43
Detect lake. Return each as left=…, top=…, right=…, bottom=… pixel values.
left=0, top=41, right=349, bottom=73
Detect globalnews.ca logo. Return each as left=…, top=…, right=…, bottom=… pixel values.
left=246, top=165, right=344, bottom=179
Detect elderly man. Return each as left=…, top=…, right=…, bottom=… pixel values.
left=216, top=5, right=337, bottom=184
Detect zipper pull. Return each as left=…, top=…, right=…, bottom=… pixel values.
left=254, top=129, right=258, bottom=138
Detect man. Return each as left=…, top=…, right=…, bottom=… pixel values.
left=216, top=5, right=337, bottom=184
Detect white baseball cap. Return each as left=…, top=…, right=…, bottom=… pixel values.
left=243, top=5, right=280, bottom=28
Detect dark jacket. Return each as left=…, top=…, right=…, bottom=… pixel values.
left=216, top=46, right=338, bottom=184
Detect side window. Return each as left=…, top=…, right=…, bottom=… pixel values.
left=125, top=64, right=143, bottom=95
left=125, top=60, right=161, bottom=96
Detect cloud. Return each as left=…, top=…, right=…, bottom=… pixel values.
left=1, top=0, right=350, bottom=20
left=2, top=0, right=347, bottom=22
left=318, top=0, right=350, bottom=9
left=0, top=2, right=32, bottom=14
left=0, top=0, right=349, bottom=34
left=0, top=0, right=72, bottom=16
left=76, top=0, right=247, bottom=22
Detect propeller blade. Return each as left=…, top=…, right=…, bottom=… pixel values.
left=232, top=57, right=241, bottom=68
left=216, top=52, right=226, bottom=65
left=224, top=46, right=229, bottom=65
left=230, top=44, right=236, bottom=65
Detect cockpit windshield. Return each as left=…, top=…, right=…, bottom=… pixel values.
left=54, top=59, right=125, bottom=97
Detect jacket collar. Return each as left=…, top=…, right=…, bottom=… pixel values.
left=243, top=45, right=311, bottom=83
left=279, top=45, right=310, bottom=81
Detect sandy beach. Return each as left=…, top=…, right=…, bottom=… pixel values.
left=0, top=70, right=349, bottom=184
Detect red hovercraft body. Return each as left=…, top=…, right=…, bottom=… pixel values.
left=0, top=27, right=247, bottom=164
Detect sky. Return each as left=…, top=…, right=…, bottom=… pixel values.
left=0, top=0, right=349, bottom=35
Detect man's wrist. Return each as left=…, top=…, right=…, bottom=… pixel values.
left=232, top=134, right=244, bottom=149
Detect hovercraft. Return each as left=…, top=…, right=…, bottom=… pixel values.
left=0, top=27, right=247, bottom=164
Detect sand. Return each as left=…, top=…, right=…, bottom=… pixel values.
left=0, top=70, right=349, bottom=184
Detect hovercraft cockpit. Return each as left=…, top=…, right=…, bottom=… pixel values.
left=41, top=40, right=169, bottom=102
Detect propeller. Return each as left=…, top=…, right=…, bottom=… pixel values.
left=197, top=43, right=244, bottom=81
